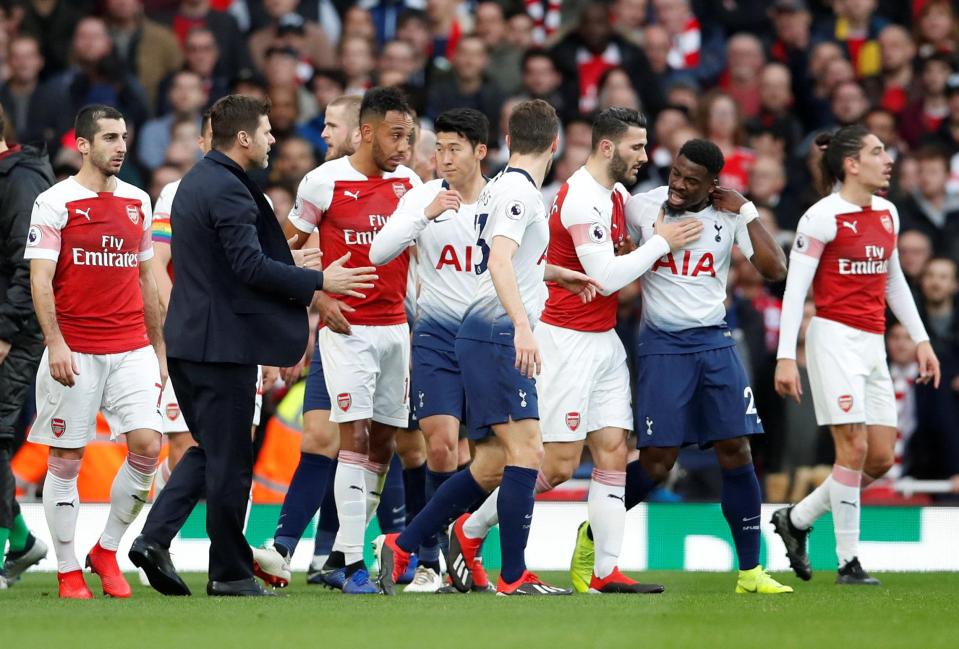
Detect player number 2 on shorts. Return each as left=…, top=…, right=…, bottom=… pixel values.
left=743, top=386, right=757, bottom=416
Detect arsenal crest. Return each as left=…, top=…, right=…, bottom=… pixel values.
left=337, top=392, right=352, bottom=412
left=52, top=418, right=66, bottom=437
left=392, top=183, right=407, bottom=198
left=126, top=205, right=140, bottom=224
left=166, top=403, right=180, bottom=421
left=880, top=213, right=893, bottom=234
left=838, top=394, right=853, bottom=413
left=565, top=412, right=580, bottom=431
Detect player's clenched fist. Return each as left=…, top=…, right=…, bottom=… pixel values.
left=654, top=208, right=704, bottom=251
left=321, top=252, right=378, bottom=299
left=425, top=189, right=463, bottom=220
left=774, top=358, right=802, bottom=404
left=48, top=339, right=79, bottom=387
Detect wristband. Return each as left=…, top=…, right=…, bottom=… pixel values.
left=740, top=201, right=759, bottom=224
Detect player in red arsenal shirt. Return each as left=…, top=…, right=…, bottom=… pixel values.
left=24, top=105, right=166, bottom=599
left=283, top=87, right=419, bottom=593
left=772, top=125, right=941, bottom=586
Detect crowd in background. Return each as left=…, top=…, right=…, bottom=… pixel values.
left=0, top=0, right=957, bottom=503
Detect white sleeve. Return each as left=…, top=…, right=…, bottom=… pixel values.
left=154, top=184, right=174, bottom=218
left=775, top=210, right=833, bottom=360
left=369, top=190, right=429, bottom=265
left=288, top=172, right=333, bottom=234
left=489, top=191, right=536, bottom=246
left=885, top=249, right=930, bottom=344
left=562, top=195, right=669, bottom=296
left=23, top=197, right=65, bottom=261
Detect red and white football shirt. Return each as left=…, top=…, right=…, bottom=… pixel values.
left=541, top=167, right=630, bottom=332
left=288, top=156, right=420, bottom=326
left=24, top=177, right=154, bottom=354
left=792, top=193, right=897, bottom=334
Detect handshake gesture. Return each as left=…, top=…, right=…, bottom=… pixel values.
left=290, top=240, right=377, bottom=299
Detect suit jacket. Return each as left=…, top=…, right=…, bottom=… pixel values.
left=165, top=150, right=318, bottom=367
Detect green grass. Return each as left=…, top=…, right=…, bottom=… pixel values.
left=3, top=571, right=957, bottom=649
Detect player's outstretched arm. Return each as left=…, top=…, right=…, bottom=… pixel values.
left=544, top=264, right=602, bottom=303
left=489, top=236, right=539, bottom=378
left=29, top=259, right=77, bottom=387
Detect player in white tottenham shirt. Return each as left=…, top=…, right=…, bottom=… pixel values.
left=377, top=99, right=599, bottom=597
left=625, top=139, right=793, bottom=595
left=24, top=106, right=164, bottom=599
left=771, top=126, right=939, bottom=586
left=447, top=108, right=702, bottom=595
left=368, top=108, right=488, bottom=592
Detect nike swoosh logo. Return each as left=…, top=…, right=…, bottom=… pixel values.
left=349, top=485, right=363, bottom=491
left=742, top=515, right=761, bottom=522
left=391, top=506, right=404, bottom=513
left=433, top=217, right=451, bottom=223
left=523, top=514, right=532, bottom=519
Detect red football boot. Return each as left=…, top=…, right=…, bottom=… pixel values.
left=374, top=533, right=412, bottom=596
left=588, top=567, right=665, bottom=594
left=496, top=571, right=572, bottom=596
left=86, top=542, right=132, bottom=598
left=448, top=513, right=489, bottom=592
left=58, top=570, right=94, bottom=599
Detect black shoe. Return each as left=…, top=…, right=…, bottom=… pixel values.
left=207, top=578, right=277, bottom=596
left=128, top=535, right=191, bottom=596
left=836, top=557, right=881, bottom=586
left=770, top=506, right=812, bottom=581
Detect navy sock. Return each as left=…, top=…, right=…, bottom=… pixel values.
left=274, top=452, right=333, bottom=557
left=720, top=464, right=762, bottom=571
left=497, top=465, right=538, bottom=584
left=397, top=468, right=486, bottom=553
left=422, top=469, right=455, bottom=558
left=403, top=462, right=428, bottom=525
left=625, top=459, right=659, bottom=509
left=376, top=454, right=406, bottom=533
left=313, top=462, right=338, bottom=556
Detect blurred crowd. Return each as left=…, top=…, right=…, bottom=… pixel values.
left=1, top=0, right=957, bottom=502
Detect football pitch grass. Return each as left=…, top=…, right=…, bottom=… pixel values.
left=3, top=571, right=957, bottom=649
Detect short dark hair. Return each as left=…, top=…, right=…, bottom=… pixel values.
left=521, top=48, right=555, bottom=72
left=209, top=94, right=271, bottom=150
left=507, top=99, right=559, bottom=155
left=201, top=109, right=212, bottom=137
left=913, top=144, right=949, bottom=166
left=311, top=68, right=347, bottom=92
left=359, top=86, right=412, bottom=124
left=434, top=108, right=489, bottom=148
left=678, top=139, right=725, bottom=176
left=75, top=104, right=124, bottom=142
left=591, top=107, right=646, bottom=151
left=397, top=8, right=428, bottom=30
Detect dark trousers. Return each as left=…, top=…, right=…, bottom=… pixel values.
left=142, top=358, right=257, bottom=582
left=0, top=443, right=21, bottom=529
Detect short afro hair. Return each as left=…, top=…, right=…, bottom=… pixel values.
left=678, top=139, right=725, bottom=176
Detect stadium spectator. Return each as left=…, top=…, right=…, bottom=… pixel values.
left=342, top=5, right=378, bottom=43
left=801, top=41, right=851, bottom=129
left=267, top=85, right=300, bottom=142
left=426, top=34, right=504, bottom=131
left=269, top=135, right=316, bottom=193
left=473, top=1, right=522, bottom=96
left=339, top=35, right=376, bottom=96
left=746, top=62, right=803, bottom=158
left=0, top=36, right=47, bottom=144
left=766, top=0, right=812, bottom=99
left=830, top=80, right=870, bottom=127
left=651, top=0, right=725, bottom=85
left=641, top=24, right=674, bottom=86
left=265, top=183, right=294, bottom=223
left=156, top=27, right=228, bottom=115
left=816, top=0, right=887, bottom=78
left=396, top=9, right=434, bottom=86
left=696, top=90, right=754, bottom=193
left=506, top=9, right=536, bottom=51
left=886, top=321, right=919, bottom=481
left=159, top=0, right=250, bottom=80
left=262, top=45, right=316, bottom=120
left=38, top=16, right=151, bottom=153
left=148, top=163, right=182, bottom=204
left=596, top=66, right=640, bottom=112
left=137, top=70, right=208, bottom=172
left=873, top=24, right=917, bottom=115
left=612, top=0, right=649, bottom=37
left=410, top=126, right=436, bottom=183
left=900, top=53, right=952, bottom=148
left=103, top=0, right=184, bottom=109
left=426, top=0, right=470, bottom=64
left=360, top=0, right=421, bottom=46
left=913, top=0, right=959, bottom=59
left=898, top=230, right=934, bottom=299
left=247, top=2, right=334, bottom=73
left=897, top=146, right=959, bottom=248
left=864, top=107, right=902, bottom=159
left=17, top=0, right=85, bottom=79
left=748, top=155, right=799, bottom=231
left=519, top=49, right=569, bottom=120
left=718, top=33, right=765, bottom=119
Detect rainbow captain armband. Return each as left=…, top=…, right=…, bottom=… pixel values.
left=151, top=217, right=172, bottom=244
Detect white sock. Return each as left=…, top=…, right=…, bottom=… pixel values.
left=43, top=457, right=82, bottom=573
left=589, top=469, right=626, bottom=579
left=100, top=453, right=157, bottom=551
left=152, top=456, right=171, bottom=498
left=364, top=460, right=387, bottom=525
left=463, top=488, right=499, bottom=539
left=331, top=451, right=368, bottom=565
left=790, top=476, right=833, bottom=530
left=829, top=465, right=862, bottom=567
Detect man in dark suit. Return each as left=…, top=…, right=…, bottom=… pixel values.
left=130, top=94, right=375, bottom=597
